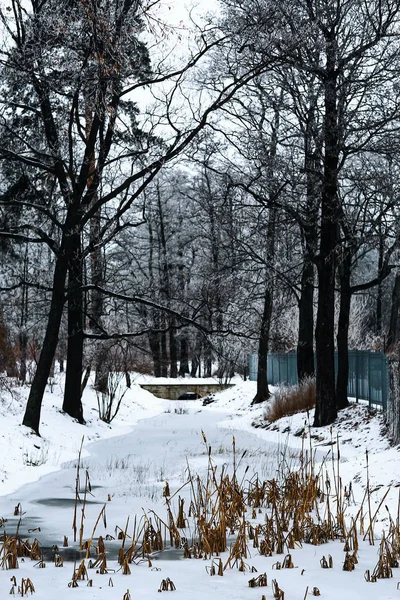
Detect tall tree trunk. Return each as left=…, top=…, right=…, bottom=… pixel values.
left=169, top=319, right=178, bottom=378
left=204, top=338, right=213, bottom=377
left=179, top=335, right=189, bottom=376
left=297, top=88, right=319, bottom=383
left=386, top=272, right=400, bottom=353
left=376, top=229, right=384, bottom=335
left=190, top=332, right=202, bottom=377
left=160, top=314, right=168, bottom=377
left=149, top=326, right=162, bottom=377
left=19, top=331, right=27, bottom=384
left=252, top=97, right=280, bottom=405
left=252, top=286, right=273, bottom=405
left=297, top=259, right=315, bottom=382
left=0, top=310, right=16, bottom=376
left=22, top=252, right=69, bottom=434
left=63, top=232, right=85, bottom=423
left=190, top=354, right=199, bottom=377
left=81, top=365, right=91, bottom=395
left=156, top=183, right=173, bottom=378
left=314, top=37, right=338, bottom=427
left=22, top=200, right=83, bottom=435
left=18, top=249, right=29, bottom=383
left=252, top=205, right=277, bottom=406
left=336, top=251, right=351, bottom=410
left=86, top=106, right=107, bottom=393
left=177, top=240, right=189, bottom=377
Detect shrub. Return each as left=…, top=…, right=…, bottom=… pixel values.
left=97, top=371, right=127, bottom=423
left=265, top=377, right=316, bottom=422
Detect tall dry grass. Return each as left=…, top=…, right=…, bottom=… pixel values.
left=265, top=378, right=316, bottom=422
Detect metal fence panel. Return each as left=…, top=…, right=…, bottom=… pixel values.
left=248, top=354, right=258, bottom=381
left=249, top=350, right=388, bottom=409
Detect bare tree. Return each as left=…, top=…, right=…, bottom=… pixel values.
left=0, top=0, right=279, bottom=433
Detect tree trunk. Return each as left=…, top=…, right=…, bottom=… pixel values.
left=22, top=253, right=69, bottom=434
left=169, top=322, right=178, bottom=378
left=160, top=315, right=168, bottom=377
left=19, top=331, right=28, bottom=383
left=179, top=336, right=189, bottom=376
left=204, top=338, right=213, bottom=377
left=314, top=37, right=338, bottom=427
left=252, top=97, right=281, bottom=404
left=336, top=251, right=351, bottom=410
left=190, top=331, right=203, bottom=377
left=376, top=226, right=384, bottom=335
left=315, top=255, right=337, bottom=425
left=297, top=259, right=315, bottom=382
left=0, top=312, right=17, bottom=377
left=81, top=365, right=91, bottom=396
left=18, top=254, right=29, bottom=383
left=63, top=232, right=85, bottom=423
left=386, top=273, right=400, bottom=353
left=149, top=328, right=162, bottom=377
left=190, top=355, right=199, bottom=377
left=86, top=105, right=108, bottom=395
left=252, top=286, right=273, bottom=405
left=297, top=85, right=319, bottom=384
left=94, top=347, right=109, bottom=394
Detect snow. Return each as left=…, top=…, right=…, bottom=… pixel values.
left=0, top=375, right=399, bottom=599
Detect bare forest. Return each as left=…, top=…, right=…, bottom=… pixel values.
left=1, top=0, right=400, bottom=433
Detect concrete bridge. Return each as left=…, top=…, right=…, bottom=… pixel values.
left=139, top=383, right=234, bottom=400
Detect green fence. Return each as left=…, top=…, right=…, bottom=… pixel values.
left=249, top=350, right=388, bottom=409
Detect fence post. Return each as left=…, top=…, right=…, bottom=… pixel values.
left=355, top=351, right=359, bottom=404
left=382, top=353, right=387, bottom=413
left=367, top=353, right=371, bottom=409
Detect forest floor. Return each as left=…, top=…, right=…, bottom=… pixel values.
left=0, top=374, right=398, bottom=599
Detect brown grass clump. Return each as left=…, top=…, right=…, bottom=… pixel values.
left=265, top=378, right=316, bottom=422
left=158, top=578, right=176, bottom=591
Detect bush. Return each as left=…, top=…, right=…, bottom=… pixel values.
left=97, top=371, right=127, bottom=423
left=265, top=378, right=316, bottom=422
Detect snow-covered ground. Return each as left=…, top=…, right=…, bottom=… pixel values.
left=0, top=374, right=399, bottom=599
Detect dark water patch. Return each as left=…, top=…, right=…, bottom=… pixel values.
left=40, top=546, right=89, bottom=562
left=38, top=544, right=184, bottom=564
left=151, top=547, right=183, bottom=561
left=0, top=516, right=42, bottom=539
left=35, top=498, right=102, bottom=508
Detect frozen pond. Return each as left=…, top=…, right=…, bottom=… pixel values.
left=0, top=406, right=308, bottom=561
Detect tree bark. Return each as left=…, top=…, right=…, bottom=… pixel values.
left=376, top=225, right=384, bottom=335
left=252, top=286, right=273, bottom=405
left=22, top=252, right=69, bottom=434
left=386, top=273, right=400, bottom=353
left=204, top=341, right=213, bottom=377
left=297, top=86, right=319, bottom=383
left=314, top=36, right=338, bottom=427
left=63, top=232, right=85, bottom=423
left=169, top=320, right=178, bottom=378
left=19, top=331, right=27, bottom=383
left=252, top=98, right=280, bottom=405
left=297, top=259, right=315, bottom=382
left=160, top=315, right=168, bottom=377
left=336, top=251, right=351, bottom=410
left=149, top=327, right=162, bottom=377
left=179, top=336, right=189, bottom=376
left=190, top=333, right=202, bottom=377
